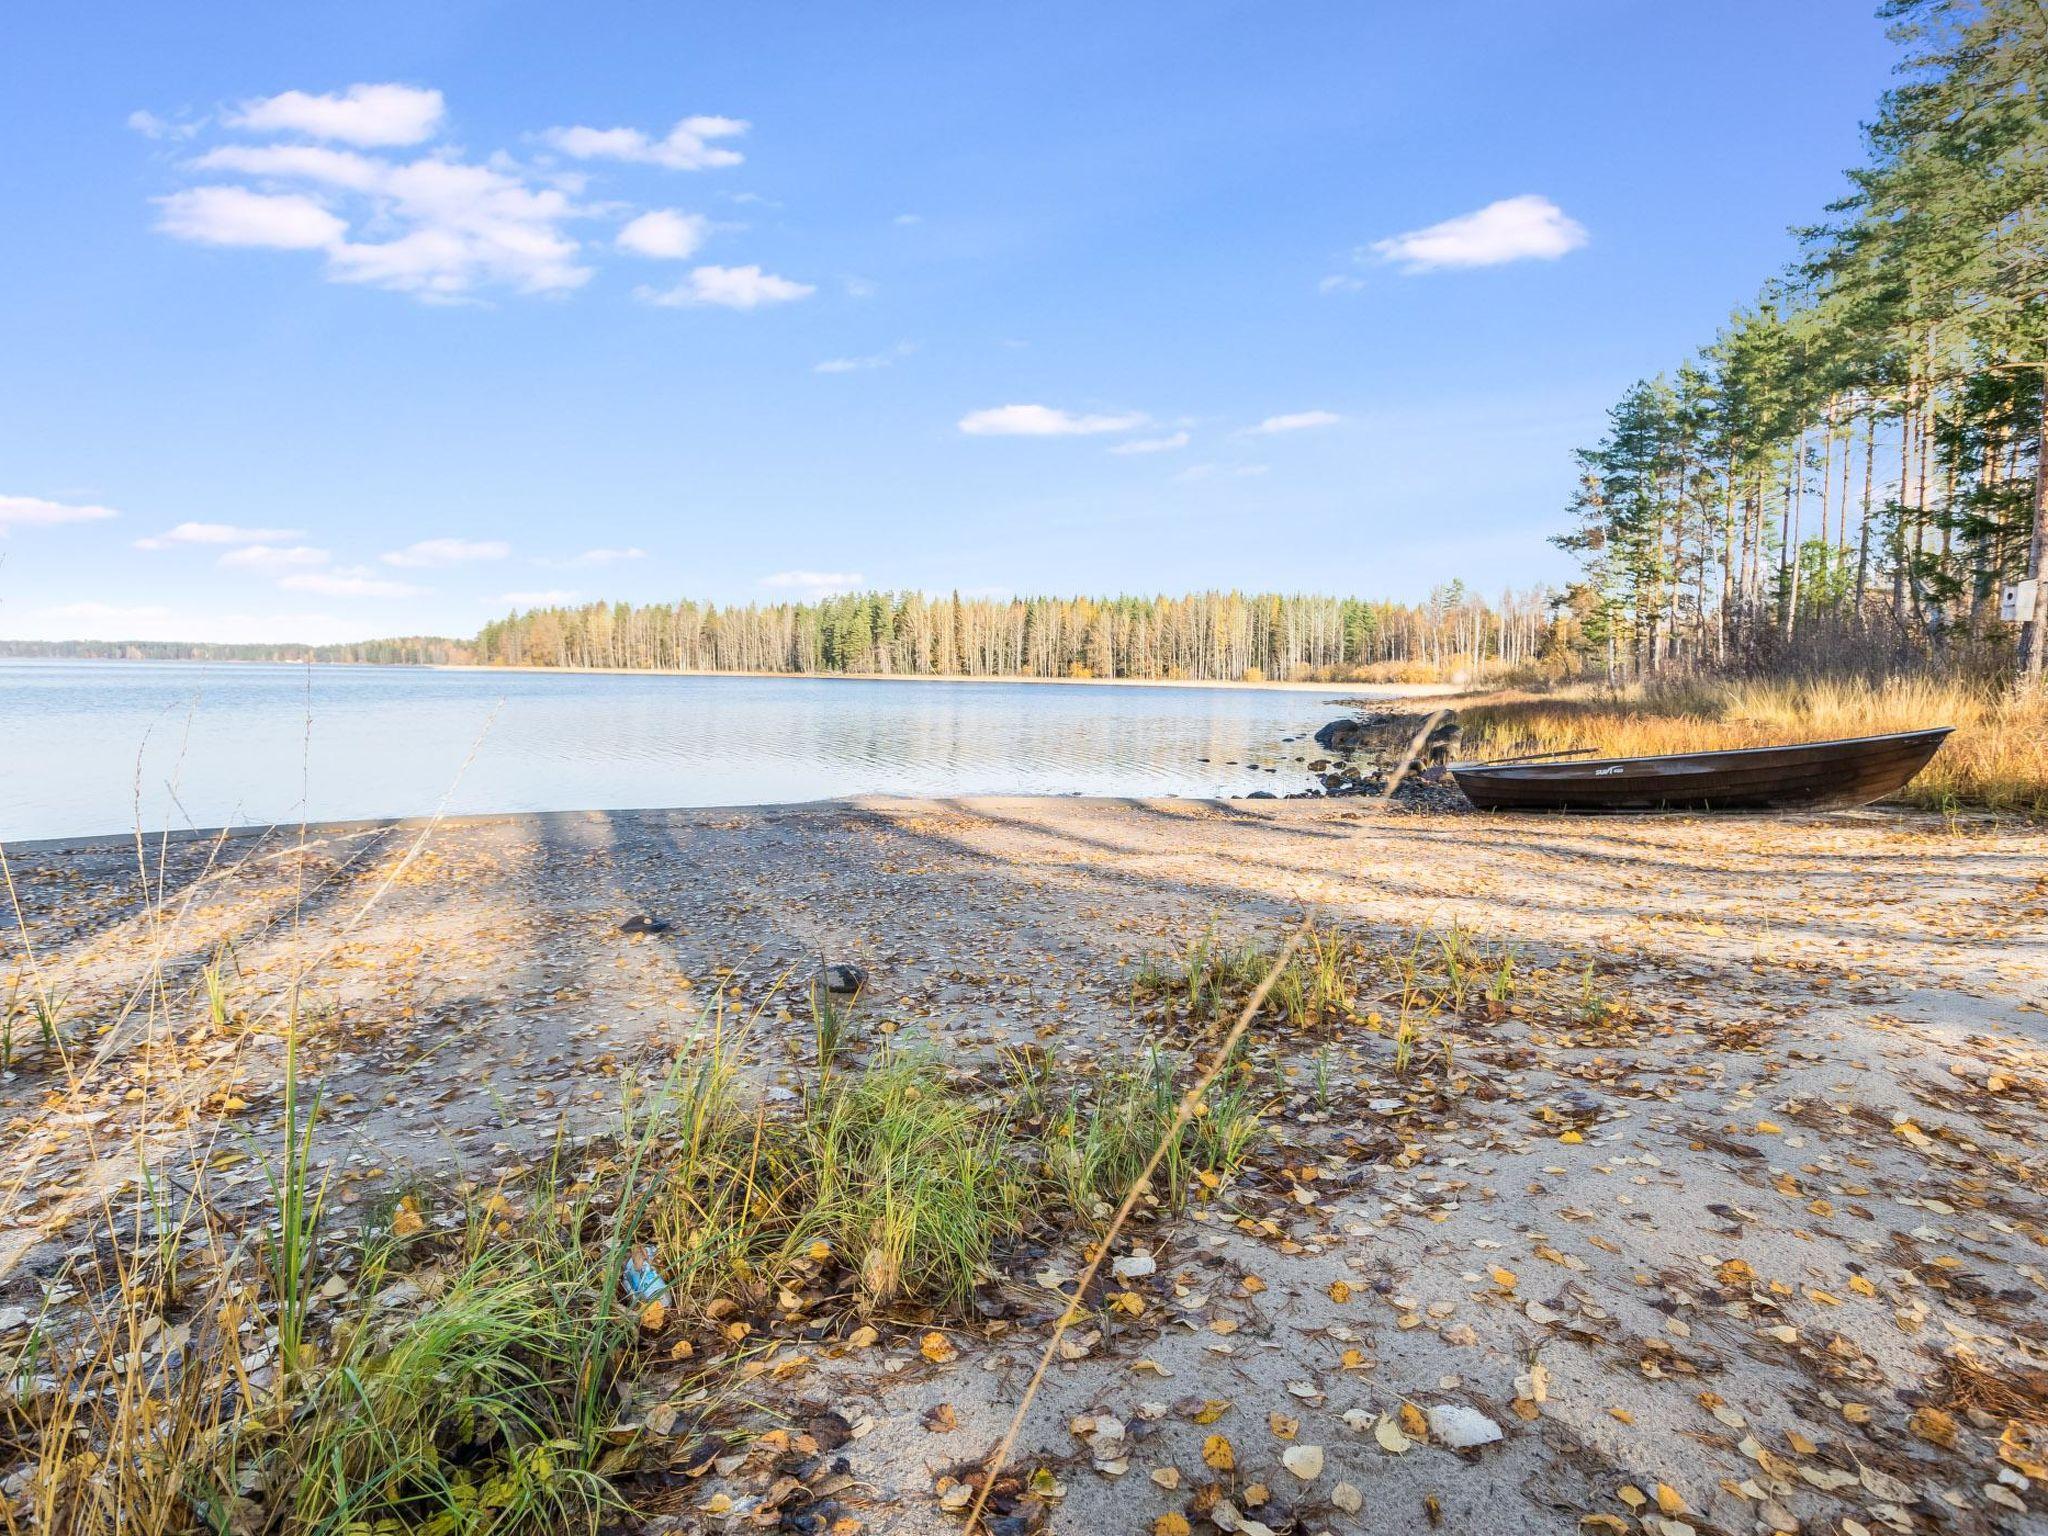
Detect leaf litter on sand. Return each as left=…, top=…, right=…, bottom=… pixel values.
left=5, top=798, right=2048, bottom=1533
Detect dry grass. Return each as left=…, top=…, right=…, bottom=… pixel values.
left=1459, top=675, right=2048, bottom=815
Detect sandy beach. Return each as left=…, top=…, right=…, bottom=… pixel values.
left=3, top=797, right=2045, bottom=1533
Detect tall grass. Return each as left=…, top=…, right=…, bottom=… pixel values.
left=1461, top=674, right=2048, bottom=814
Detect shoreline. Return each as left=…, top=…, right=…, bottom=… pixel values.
left=422, top=662, right=1467, bottom=695
left=2, top=652, right=1470, bottom=697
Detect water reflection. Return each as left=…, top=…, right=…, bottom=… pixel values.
left=0, top=660, right=1376, bottom=841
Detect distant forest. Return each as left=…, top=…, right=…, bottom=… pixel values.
left=1, top=586, right=1555, bottom=683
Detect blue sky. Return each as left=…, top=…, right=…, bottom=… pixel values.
left=2, top=1, right=1898, bottom=645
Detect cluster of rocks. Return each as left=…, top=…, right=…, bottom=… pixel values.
left=1227, top=710, right=1470, bottom=811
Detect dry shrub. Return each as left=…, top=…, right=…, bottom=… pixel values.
left=1460, top=675, right=2048, bottom=815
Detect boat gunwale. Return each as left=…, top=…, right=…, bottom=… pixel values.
left=1448, top=726, right=1954, bottom=782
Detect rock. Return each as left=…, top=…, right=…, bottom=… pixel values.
left=1246, top=790, right=1277, bottom=799
left=1313, top=718, right=1369, bottom=751
left=1425, top=1404, right=1503, bottom=1449
left=617, top=914, right=671, bottom=935
left=820, top=962, right=867, bottom=996
left=1111, top=1252, right=1156, bottom=1280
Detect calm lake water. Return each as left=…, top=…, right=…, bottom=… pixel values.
left=0, top=660, right=1381, bottom=843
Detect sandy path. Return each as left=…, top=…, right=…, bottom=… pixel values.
left=3, top=798, right=2045, bottom=1533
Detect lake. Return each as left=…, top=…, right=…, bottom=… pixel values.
left=0, top=660, right=1386, bottom=843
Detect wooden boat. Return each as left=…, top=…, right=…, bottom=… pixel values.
left=1450, top=727, right=1953, bottom=814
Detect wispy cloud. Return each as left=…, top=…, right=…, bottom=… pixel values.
left=637, top=264, right=814, bottom=309
left=0, top=494, right=119, bottom=532
left=568, top=546, right=647, bottom=565
left=156, top=186, right=347, bottom=250
left=498, top=589, right=581, bottom=606
left=180, top=141, right=587, bottom=297
left=135, top=520, right=303, bottom=549
left=127, top=109, right=202, bottom=142
left=1317, top=273, right=1366, bottom=295
left=225, top=84, right=446, bottom=147
left=1370, top=194, right=1587, bottom=272
left=280, top=570, right=426, bottom=598
left=616, top=209, right=709, bottom=259
left=1248, top=410, right=1340, bottom=435
left=760, top=570, right=864, bottom=597
left=540, top=115, right=747, bottom=171
left=1110, top=430, right=1190, bottom=455
left=218, top=543, right=330, bottom=570
left=381, top=537, right=509, bottom=568
left=958, top=404, right=1147, bottom=437
left=815, top=341, right=916, bottom=374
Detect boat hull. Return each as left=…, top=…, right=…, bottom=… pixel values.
left=1451, top=727, right=1953, bottom=815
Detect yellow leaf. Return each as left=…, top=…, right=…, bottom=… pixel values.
left=1654, top=1483, right=1685, bottom=1515
left=1559, top=1130, right=1583, bottom=1144
left=1241, top=1274, right=1267, bottom=1295
left=1908, top=1407, right=1957, bottom=1448
left=638, top=1299, right=668, bottom=1332
left=1490, top=1267, right=1518, bottom=1291
left=1399, top=1402, right=1429, bottom=1442
left=1755, top=1121, right=1781, bottom=1134
left=1842, top=1402, right=1872, bottom=1424
left=1154, top=1516, right=1192, bottom=1536
left=1202, top=1434, right=1235, bottom=1472
left=1269, top=1412, right=1299, bottom=1439
left=920, top=1331, right=958, bottom=1364
left=1608, top=1407, right=1634, bottom=1424
left=392, top=1207, right=425, bottom=1239
left=1110, top=1290, right=1146, bottom=1316
left=1328, top=1280, right=1352, bottom=1304
left=1192, top=1399, right=1231, bottom=1425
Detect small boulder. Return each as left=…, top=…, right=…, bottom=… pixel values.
left=820, top=962, right=867, bottom=996
left=617, top=914, right=671, bottom=935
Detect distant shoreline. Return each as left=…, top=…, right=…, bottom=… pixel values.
left=1, top=651, right=1467, bottom=697
left=426, top=662, right=1466, bottom=696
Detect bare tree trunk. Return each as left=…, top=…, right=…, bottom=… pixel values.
left=2020, top=367, right=2048, bottom=687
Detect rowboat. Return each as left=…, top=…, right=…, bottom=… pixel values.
left=1450, top=727, right=1953, bottom=814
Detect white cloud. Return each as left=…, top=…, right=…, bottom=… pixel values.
left=188, top=143, right=590, bottom=297
left=568, top=546, right=647, bottom=565
left=134, top=520, right=303, bottom=549
left=814, top=341, right=916, bottom=374
left=218, top=543, right=329, bottom=570
left=0, top=494, right=119, bottom=531
left=1370, top=194, right=1587, bottom=272
left=280, top=571, right=426, bottom=597
left=1110, top=431, right=1190, bottom=455
left=156, top=186, right=347, bottom=250
left=616, top=208, right=709, bottom=259
left=542, top=115, right=747, bottom=171
left=958, top=404, right=1147, bottom=437
left=1248, top=410, right=1340, bottom=435
left=637, top=264, right=814, bottom=309
left=499, top=589, right=580, bottom=606
left=381, top=537, right=510, bottom=568
left=760, top=570, right=864, bottom=596
left=1318, top=273, right=1366, bottom=295
left=226, top=84, right=445, bottom=147
left=128, top=109, right=201, bottom=142
left=893, top=213, right=923, bottom=226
